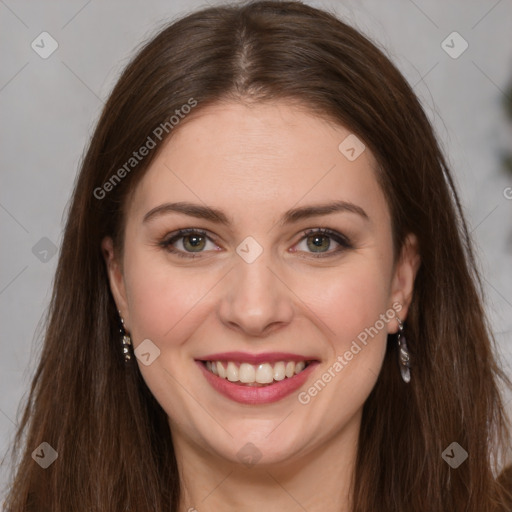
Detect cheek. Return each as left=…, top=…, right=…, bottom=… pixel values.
left=295, top=261, right=392, bottom=343
left=296, top=261, right=393, bottom=403
left=124, top=249, right=393, bottom=348
left=307, top=271, right=391, bottom=395
left=122, top=248, right=204, bottom=345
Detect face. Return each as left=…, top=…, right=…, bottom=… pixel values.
left=102, top=100, right=419, bottom=468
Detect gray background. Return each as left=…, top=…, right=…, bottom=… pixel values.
left=1, top=0, right=512, bottom=499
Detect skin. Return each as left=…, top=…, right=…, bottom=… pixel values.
left=102, top=100, right=420, bottom=512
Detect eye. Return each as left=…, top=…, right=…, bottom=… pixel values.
left=293, top=228, right=352, bottom=258
left=158, top=227, right=352, bottom=259
left=159, top=229, right=220, bottom=258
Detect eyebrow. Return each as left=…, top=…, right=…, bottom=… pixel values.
left=142, top=200, right=369, bottom=226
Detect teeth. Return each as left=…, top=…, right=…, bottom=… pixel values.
left=216, top=361, right=226, bottom=379
left=256, top=363, right=274, bottom=384
left=204, top=360, right=311, bottom=384
left=273, top=361, right=286, bottom=381
left=239, top=363, right=255, bottom=383
left=226, top=362, right=238, bottom=382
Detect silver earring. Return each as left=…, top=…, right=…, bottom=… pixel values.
left=119, top=311, right=133, bottom=363
left=396, top=317, right=411, bottom=383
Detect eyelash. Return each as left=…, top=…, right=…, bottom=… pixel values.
left=158, top=227, right=353, bottom=259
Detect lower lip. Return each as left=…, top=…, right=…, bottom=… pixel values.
left=196, top=360, right=319, bottom=405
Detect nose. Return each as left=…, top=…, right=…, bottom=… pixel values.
left=218, top=250, right=295, bottom=337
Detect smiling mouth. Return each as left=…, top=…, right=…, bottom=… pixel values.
left=200, top=360, right=315, bottom=386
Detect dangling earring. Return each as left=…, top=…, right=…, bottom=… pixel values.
left=396, top=317, right=411, bottom=383
left=119, top=311, right=133, bottom=363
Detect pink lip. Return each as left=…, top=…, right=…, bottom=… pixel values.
left=197, top=351, right=315, bottom=365
left=196, top=360, right=320, bottom=405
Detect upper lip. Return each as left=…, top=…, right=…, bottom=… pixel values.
left=197, top=351, right=318, bottom=365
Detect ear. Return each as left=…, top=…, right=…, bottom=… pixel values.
left=388, top=233, right=421, bottom=334
left=101, top=236, right=130, bottom=330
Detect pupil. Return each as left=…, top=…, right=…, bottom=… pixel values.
left=308, top=235, right=329, bottom=252
left=185, top=235, right=204, bottom=251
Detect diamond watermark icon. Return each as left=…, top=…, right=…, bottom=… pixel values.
left=236, top=442, right=262, bottom=468
left=32, top=237, right=57, bottom=263
left=134, top=338, right=161, bottom=366
left=441, top=32, right=468, bottom=59
left=31, top=32, right=59, bottom=59
left=442, top=441, right=468, bottom=468
left=236, top=236, right=263, bottom=264
left=338, top=134, right=365, bottom=161
left=32, top=442, right=58, bottom=469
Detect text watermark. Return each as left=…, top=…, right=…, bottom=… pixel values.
left=298, top=301, right=403, bottom=404
left=93, top=98, right=198, bottom=200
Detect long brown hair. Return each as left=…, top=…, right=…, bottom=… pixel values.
left=3, top=1, right=511, bottom=510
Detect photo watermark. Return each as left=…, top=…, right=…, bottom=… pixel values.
left=93, top=97, right=198, bottom=200
left=298, top=301, right=403, bottom=405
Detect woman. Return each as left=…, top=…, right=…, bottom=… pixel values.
left=3, top=1, right=511, bottom=510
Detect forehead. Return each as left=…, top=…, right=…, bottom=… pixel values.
left=127, top=101, right=389, bottom=230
